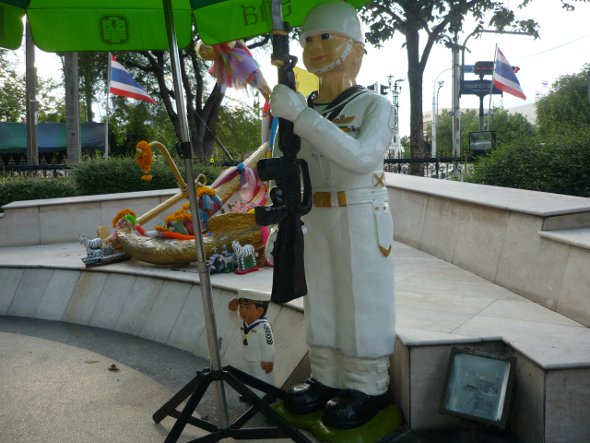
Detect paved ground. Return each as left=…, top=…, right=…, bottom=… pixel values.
left=0, top=318, right=521, bottom=443
left=0, top=317, right=295, bottom=443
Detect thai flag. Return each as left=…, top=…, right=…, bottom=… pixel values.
left=109, top=54, right=156, bottom=104
left=492, top=48, right=526, bottom=100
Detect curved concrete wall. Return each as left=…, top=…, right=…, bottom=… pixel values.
left=388, top=174, right=590, bottom=327
left=0, top=265, right=307, bottom=389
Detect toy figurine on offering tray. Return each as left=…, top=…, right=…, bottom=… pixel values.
left=232, top=240, right=259, bottom=275
left=228, top=288, right=276, bottom=396
left=79, top=209, right=135, bottom=266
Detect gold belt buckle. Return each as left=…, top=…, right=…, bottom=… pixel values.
left=313, top=192, right=332, bottom=208
left=313, top=191, right=347, bottom=207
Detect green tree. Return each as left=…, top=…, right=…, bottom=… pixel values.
left=467, top=127, right=590, bottom=197
left=434, top=107, right=535, bottom=156
left=536, top=65, right=590, bottom=134
left=467, top=65, right=590, bottom=196
left=361, top=0, right=542, bottom=161
left=36, top=77, right=66, bottom=122
left=106, top=95, right=176, bottom=157
left=488, top=107, right=536, bottom=145
left=215, top=105, right=262, bottom=161
left=112, top=35, right=269, bottom=162
left=78, top=52, right=106, bottom=123
left=0, top=49, right=26, bottom=122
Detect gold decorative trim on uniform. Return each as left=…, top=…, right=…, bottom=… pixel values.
left=332, top=115, right=355, bottom=125
left=313, top=191, right=348, bottom=208
left=372, top=172, right=385, bottom=187
left=313, top=192, right=333, bottom=208
left=379, top=244, right=392, bottom=257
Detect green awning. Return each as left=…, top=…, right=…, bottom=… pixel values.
left=0, top=122, right=106, bottom=153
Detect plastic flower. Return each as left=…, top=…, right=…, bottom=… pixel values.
left=112, top=208, right=137, bottom=228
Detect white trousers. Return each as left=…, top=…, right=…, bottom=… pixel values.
left=309, top=346, right=390, bottom=396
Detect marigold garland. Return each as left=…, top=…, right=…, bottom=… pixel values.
left=197, top=186, right=216, bottom=198
left=136, top=140, right=153, bottom=181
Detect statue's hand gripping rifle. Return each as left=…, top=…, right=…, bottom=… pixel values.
left=254, top=12, right=312, bottom=304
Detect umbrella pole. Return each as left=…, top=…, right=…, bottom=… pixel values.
left=155, top=3, right=311, bottom=443
left=161, top=0, right=230, bottom=430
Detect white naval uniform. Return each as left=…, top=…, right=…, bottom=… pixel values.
left=292, top=88, right=396, bottom=394
left=229, top=310, right=276, bottom=389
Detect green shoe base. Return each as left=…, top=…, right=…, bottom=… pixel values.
left=272, top=401, right=403, bottom=443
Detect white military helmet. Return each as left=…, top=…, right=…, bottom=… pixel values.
left=299, top=1, right=365, bottom=46
left=238, top=288, right=271, bottom=303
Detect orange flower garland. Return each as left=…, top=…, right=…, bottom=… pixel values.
left=112, top=208, right=136, bottom=228
left=197, top=186, right=216, bottom=198
left=136, top=140, right=153, bottom=181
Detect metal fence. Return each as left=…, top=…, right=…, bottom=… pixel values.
left=0, top=153, right=70, bottom=177
left=384, top=155, right=475, bottom=180
left=1, top=164, right=69, bottom=177
left=1, top=156, right=475, bottom=180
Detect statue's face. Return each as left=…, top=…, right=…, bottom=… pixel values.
left=238, top=300, right=264, bottom=324
left=302, top=32, right=350, bottom=74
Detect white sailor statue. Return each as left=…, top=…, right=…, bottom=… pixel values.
left=228, top=288, right=276, bottom=394
left=268, top=0, right=396, bottom=429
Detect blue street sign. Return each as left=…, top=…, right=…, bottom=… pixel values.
left=464, top=64, right=475, bottom=74
left=461, top=80, right=502, bottom=96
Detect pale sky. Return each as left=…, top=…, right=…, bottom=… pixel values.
left=22, top=0, right=590, bottom=138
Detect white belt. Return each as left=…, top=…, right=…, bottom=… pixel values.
left=312, top=187, right=388, bottom=208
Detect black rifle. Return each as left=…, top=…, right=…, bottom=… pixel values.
left=254, top=17, right=312, bottom=304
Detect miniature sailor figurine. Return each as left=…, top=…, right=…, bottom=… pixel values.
left=228, top=289, right=276, bottom=395
left=269, top=0, right=396, bottom=429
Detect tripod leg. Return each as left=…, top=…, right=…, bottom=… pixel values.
left=224, top=371, right=312, bottom=443
left=164, top=373, right=216, bottom=443
left=153, top=372, right=203, bottom=423
left=225, top=365, right=285, bottom=399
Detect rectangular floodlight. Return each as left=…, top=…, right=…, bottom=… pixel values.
left=440, top=347, right=516, bottom=428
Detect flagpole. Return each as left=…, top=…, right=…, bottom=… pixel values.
left=487, top=44, right=498, bottom=131
left=105, top=52, right=111, bottom=158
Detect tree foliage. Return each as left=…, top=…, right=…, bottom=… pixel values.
left=536, top=64, right=590, bottom=133
left=215, top=104, right=262, bottom=161
left=467, top=127, right=590, bottom=197
left=77, top=52, right=105, bottom=123
left=0, top=49, right=66, bottom=123
left=433, top=107, right=535, bottom=156
left=467, top=64, right=590, bottom=197
left=361, top=0, right=541, bottom=161
left=0, top=49, right=26, bottom=122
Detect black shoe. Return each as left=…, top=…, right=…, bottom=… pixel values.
left=284, top=378, right=340, bottom=415
left=322, top=389, right=391, bottom=429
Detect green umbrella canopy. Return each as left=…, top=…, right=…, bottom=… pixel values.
left=192, top=0, right=370, bottom=45
left=0, top=0, right=193, bottom=51
left=1, top=0, right=369, bottom=51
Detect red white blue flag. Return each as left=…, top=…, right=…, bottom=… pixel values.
left=492, top=48, right=526, bottom=100
left=109, top=54, right=156, bottom=104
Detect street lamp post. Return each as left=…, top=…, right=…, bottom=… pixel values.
left=431, top=67, right=450, bottom=157
left=432, top=80, right=444, bottom=157
left=451, top=34, right=464, bottom=158
left=387, top=75, right=404, bottom=157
